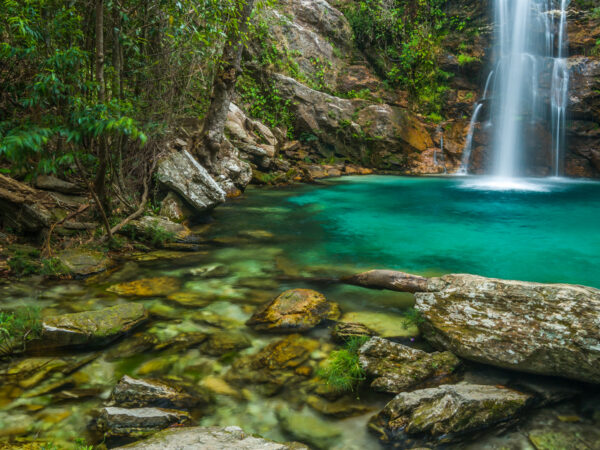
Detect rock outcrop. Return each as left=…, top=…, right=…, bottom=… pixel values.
left=358, top=337, right=460, bottom=394
left=97, top=406, right=190, bottom=438
left=114, top=426, right=308, bottom=449
left=247, top=288, right=340, bottom=332
left=369, top=383, right=531, bottom=448
left=416, top=274, right=600, bottom=384
left=37, top=303, right=148, bottom=349
left=156, top=150, right=226, bottom=212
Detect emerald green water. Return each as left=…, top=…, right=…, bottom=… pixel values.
left=214, top=175, right=600, bottom=288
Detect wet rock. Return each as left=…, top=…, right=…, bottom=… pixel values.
left=331, top=322, right=375, bottom=343
left=154, top=331, right=208, bottom=352
left=306, top=394, right=374, bottom=418
left=38, top=303, right=148, bottom=349
left=128, top=216, right=191, bottom=242
left=112, top=375, right=210, bottom=409
left=200, top=376, right=240, bottom=397
left=106, top=333, right=160, bottom=360
left=528, top=428, right=600, bottom=450
left=188, top=263, right=229, bottom=278
left=107, top=277, right=181, bottom=297
left=113, top=425, right=308, bottom=449
left=339, top=311, right=418, bottom=338
left=57, top=248, right=111, bottom=276
left=277, top=407, right=342, bottom=450
left=165, top=292, right=211, bottom=308
left=156, top=149, right=225, bottom=212
left=246, top=289, right=340, bottom=333
left=359, top=337, right=460, bottom=394
left=226, top=335, right=319, bottom=395
left=199, top=331, right=251, bottom=356
left=416, top=274, right=600, bottom=384
left=159, top=192, right=190, bottom=222
left=369, top=383, right=531, bottom=448
left=97, top=406, right=190, bottom=438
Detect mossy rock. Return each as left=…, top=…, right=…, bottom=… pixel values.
left=339, top=311, right=419, bottom=338
left=37, top=303, right=148, bottom=349
left=247, top=289, right=340, bottom=333
left=57, top=248, right=111, bottom=276
left=107, top=277, right=181, bottom=297
left=277, top=407, right=342, bottom=450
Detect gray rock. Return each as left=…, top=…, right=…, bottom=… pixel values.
left=37, top=303, right=148, bottom=349
left=97, top=406, right=190, bottom=438
left=34, top=175, right=82, bottom=194
left=112, top=375, right=210, bottom=409
left=128, top=216, right=191, bottom=242
left=416, top=274, right=600, bottom=384
left=369, top=383, right=531, bottom=448
left=331, top=322, right=375, bottom=343
left=359, top=337, right=460, bottom=393
left=156, top=150, right=225, bottom=212
left=57, top=248, right=111, bottom=276
left=159, top=191, right=191, bottom=222
left=114, top=426, right=308, bottom=449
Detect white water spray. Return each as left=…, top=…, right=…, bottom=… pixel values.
left=460, top=0, right=570, bottom=178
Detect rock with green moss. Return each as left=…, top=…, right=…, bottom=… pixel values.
left=38, top=303, right=148, bottom=349
left=97, top=406, right=190, bottom=438
left=339, top=311, right=419, bottom=338
left=57, top=248, right=110, bottom=276
left=112, top=375, right=211, bottom=409
left=416, top=274, right=600, bottom=384
left=114, top=426, right=308, bottom=449
left=528, top=428, right=600, bottom=450
left=331, top=322, right=375, bottom=343
left=369, top=383, right=531, bottom=448
left=199, top=331, right=251, bottom=356
left=107, top=277, right=181, bottom=297
left=359, top=337, right=460, bottom=393
left=277, top=407, right=342, bottom=450
left=306, top=394, right=374, bottom=418
left=246, top=289, right=340, bottom=333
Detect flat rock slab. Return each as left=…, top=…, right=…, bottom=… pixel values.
left=58, top=249, right=111, bottom=276
left=114, top=426, right=308, bottom=449
left=40, top=303, right=148, bottom=348
left=98, top=406, right=190, bottom=438
left=416, top=274, right=600, bottom=384
left=369, top=383, right=531, bottom=448
left=107, top=277, right=181, bottom=297
left=246, top=289, right=340, bottom=333
left=112, top=375, right=210, bottom=409
left=359, top=337, right=460, bottom=393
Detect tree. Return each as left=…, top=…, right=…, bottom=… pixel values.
left=199, top=0, right=256, bottom=166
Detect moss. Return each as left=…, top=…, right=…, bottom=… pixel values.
left=317, top=336, right=369, bottom=393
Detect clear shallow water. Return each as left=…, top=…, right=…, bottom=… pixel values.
left=213, top=175, right=600, bottom=288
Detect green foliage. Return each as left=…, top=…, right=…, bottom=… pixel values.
left=457, top=53, right=480, bottom=66
left=8, top=248, right=69, bottom=277
left=403, top=307, right=426, bottom=328
left=342, top=0, right=454, bottom=114
left=0, top=306, right=42, bottom=355
left=317, top=336, right=368, bottom=393
left=144, top=223, right=175, bottom=247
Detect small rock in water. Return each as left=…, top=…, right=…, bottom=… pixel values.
left=57, top=248, right=111, bottom=276
left=331, top=322, right=375, bottom=343
left=369, top=383, right=531, bottom=448
left=199, top=331, right=251, bottom=356
left=306, top=395, right=374, bottom=418
left=246, top=289, right=340, bottom=333
left=188, top=263, right=230, bottom=278
left=359, top=337, right=460, bottom=393
left=339, top=311, right=418, bottom=338
left=112, top=375, right=210, bottom=409
left=107, top=277, right=181, bottom=297
left=97, top=406, right=190, bottom=438
left=277, top=407, right=342, bottom=450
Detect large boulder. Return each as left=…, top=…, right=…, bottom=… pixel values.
left=369, top=383, right=531, bottom=448
left=114, top=426, right=308, bottom=449
left=246, top=288, right=340, bottom=333
left=416, top=274, right=600, bottom=384
left=156, top=150, right=226, bottom=212
left=358, top=337, right=460, bottom=394
left=38, top=303, right=148, bottom=349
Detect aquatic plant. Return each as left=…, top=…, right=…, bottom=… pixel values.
left=318, top=335, right=369, bottom=393
left=0, top=306, right=42, bottom=356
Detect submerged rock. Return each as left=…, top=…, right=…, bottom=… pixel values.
left=112, top=375, right=210, bottom=409
left=246, top=289, right=340, bottom=333
left=114, top=426, right=308, bottom=449
left=199, top=331, right=251, bottom=356
left=57, top=248, right=111, bottom=276
left=38, top=303, right=148, bottom=349
left=306, top=395, right=374, bottom=418
left=359, top=337, right=460, bottom=393
left=369, top=383, right=531, bottom=448
left=107, top=277, right=181, bottom=297
left=331, top=322, right=375, bottom=343
left=97, top=406, right=190, bottom=438
left=156, top=150, right=225, bottom=212
left=339, top=311, right=418, bottom=338
left=226, top=334, right=319, bottom=395
left=416, top=274, right=600, bottom=384
left=277, top=407, right=342, bottom=450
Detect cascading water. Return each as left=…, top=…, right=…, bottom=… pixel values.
left=460, top=0, right=570, bottom=178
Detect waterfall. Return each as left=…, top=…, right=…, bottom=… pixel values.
left=458, top=103, right=483, bottom=175
left=459, top=0, right=570, bottom=177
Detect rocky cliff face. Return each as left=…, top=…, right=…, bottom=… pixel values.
left=236, top=0, right=599, bottom=179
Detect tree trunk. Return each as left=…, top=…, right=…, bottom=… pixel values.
left=199, top=0, right=256, bottom=166
left=341, top=270, right=431, bottom=293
